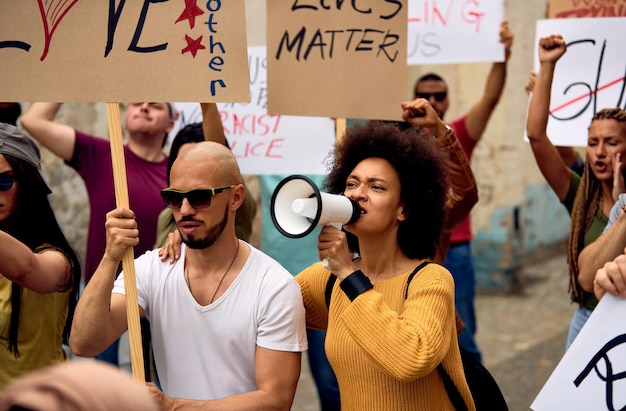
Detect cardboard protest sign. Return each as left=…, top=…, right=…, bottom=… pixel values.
left=172, top=47, right=336, bottom=175
left=0, top=0, right=249, bottom=102
left=549, top=0, right=626, bottom=18
left=531, top=18, right=626, bottom=147
left=267, top=0, right=408, bottom=120
left=407, top=0, right=504, bottom=65
left=531, top=294, right=626, bottom=410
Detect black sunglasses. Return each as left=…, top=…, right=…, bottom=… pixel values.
left=160, top=185, right=236, bottom=209
left=416, top=92, right=447, bottom=102
left=0, top=172, right=15, bottom=191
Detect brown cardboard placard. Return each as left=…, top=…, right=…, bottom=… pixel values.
left=0, top=0, right=250, bottom=102
left=267, top=0, right=407, bottom=121
left=548, top=0, right=626, bottom=18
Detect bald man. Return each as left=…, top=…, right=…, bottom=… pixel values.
left=70, top=142, right=307, bottom=410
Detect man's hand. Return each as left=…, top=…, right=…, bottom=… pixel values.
left=146, top=382, right=176, bottom=410
left=104, top=208, right=139, bottom=263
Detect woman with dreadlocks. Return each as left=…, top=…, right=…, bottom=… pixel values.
left=526, top=34, right=626, bottom=349
left=0, top=123, right=81, bottom=389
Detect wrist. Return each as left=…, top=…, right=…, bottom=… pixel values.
left=436, top=124, right=452, bottom=139
left=340, top=270, right=373, bottom=301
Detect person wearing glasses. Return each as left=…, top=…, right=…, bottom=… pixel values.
left=69, top=141, right=307, bottom=409
left=155, top=103, right=256, bottom=256
left=0, top=123, right=81, bottom=389
left=412, top=18, right=514, bottom=364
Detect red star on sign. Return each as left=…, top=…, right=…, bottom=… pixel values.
left=176, top=0, right=205, bottom=29
left=181, top=34, right=206, bottom=58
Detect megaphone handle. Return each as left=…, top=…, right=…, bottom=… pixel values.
left=322, top=222, right=343, bottom=270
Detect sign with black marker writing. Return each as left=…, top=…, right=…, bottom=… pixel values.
left=0, top=0, right=250, bottom=102
left=532, top=294, right=626, bottom=410
left=407, top=0, right=504, bottom=65
left=267, top=0, right=408, bottom=120
left=531, top=17, right=626, bottom=147
left=172, top=47, right=336, bottom=174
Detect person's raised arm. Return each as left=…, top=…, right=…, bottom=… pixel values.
left=148, top=347, right=301, bottom=410
left=578, top=198, right=626, bottom=291
left=525, top=34, right=573, bottom=201
left=69, top=207, right=140, bottom=357
left=401, top=98, right=478, bottom=233
left=201, top=102, right=227, bottom=146
left=526, top=68, right=584, bottom=171
left=463, top=19, right=513, bottom=141
left=0, top=231, right=71, bottom=294
left=19, top=103, right=76, bottom=162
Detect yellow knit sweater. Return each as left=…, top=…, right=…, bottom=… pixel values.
left=296, top=262, right=475, bottom=411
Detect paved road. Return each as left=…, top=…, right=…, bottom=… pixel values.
left=292, top=250, right=575, bottom=411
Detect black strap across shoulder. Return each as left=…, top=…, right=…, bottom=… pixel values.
left=322, top=261, right=505, bottom=410
left=404, top=261, right=432, bottom=299
left=325, top=261, right=432, bottom=308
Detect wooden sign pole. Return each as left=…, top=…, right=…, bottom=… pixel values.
left=106, top=102, right=145, bottom=383
left=336, top=118, right=346, bottom=142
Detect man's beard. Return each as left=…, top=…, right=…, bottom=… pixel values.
left=180, top=205, right=229, bottom=250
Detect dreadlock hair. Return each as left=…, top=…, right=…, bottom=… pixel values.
left=3, top=155, right=81, bottom=357
left=567, top=108, right=626, bottom=306
left=324, top=120, right=449, bottom=260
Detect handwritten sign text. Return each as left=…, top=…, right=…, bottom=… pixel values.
left=0, top=0, right=249, bottom=102
left=267, top=0, right=408, bottom=120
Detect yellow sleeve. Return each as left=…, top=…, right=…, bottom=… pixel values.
left=295, top=262, right=334, bottom=330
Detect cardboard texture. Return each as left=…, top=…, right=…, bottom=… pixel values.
left=0, top=1, right=250, bottom=102
left=548, top=0, right=626, bottom=18
left=267, top=0, right=408, bottom=121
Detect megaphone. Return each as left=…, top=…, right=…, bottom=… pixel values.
left=270, top=175, right=360, bottom=239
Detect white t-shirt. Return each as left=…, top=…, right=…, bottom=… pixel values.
left=113, top=243, right=308, bottom=400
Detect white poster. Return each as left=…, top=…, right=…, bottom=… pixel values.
left=172, top=46, right=336, bottom=175
left=532, top=294, right=626, bottom=410
left=532, top=18, right=626, bottom=147
left=407, top=0, right=504, bottom=65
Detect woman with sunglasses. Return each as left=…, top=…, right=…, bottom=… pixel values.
left=0, top=123, right=81, bottom=389
left=294, top=102, right=474, bottom=410
left=526, top=34, right=626, bottom=348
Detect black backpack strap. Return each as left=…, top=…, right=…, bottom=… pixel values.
left=325, top=261, right=471, bottom=410
left=327, top=259, right=431, bottom=307
left=325, top=274, right=338, bottom=309
left=438, top=364, right=469, bottom=411
left=404, top=261, right=432, bottom=299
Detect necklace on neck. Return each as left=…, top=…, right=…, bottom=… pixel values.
left=185, top=240, right=240, bottom=305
